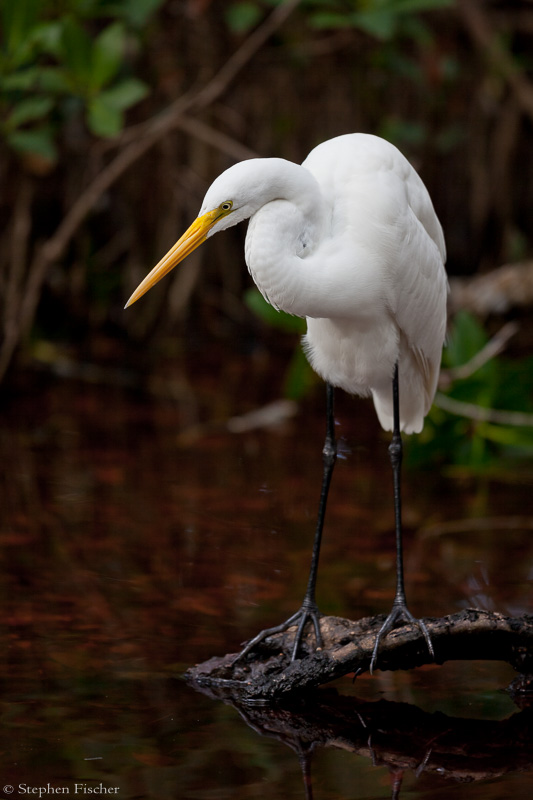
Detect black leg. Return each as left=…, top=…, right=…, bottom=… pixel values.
left=369, top=363, right=434, bottom=673
left=235, top=383, right=337, bottom=662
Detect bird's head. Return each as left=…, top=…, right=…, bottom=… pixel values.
left=125, top=159, right=274, bottom=308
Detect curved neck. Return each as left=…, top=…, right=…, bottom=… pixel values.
left=244, top=162, right=328, bottom=317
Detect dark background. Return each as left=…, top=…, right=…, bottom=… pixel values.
left=2, top=0, right=533, bottom=387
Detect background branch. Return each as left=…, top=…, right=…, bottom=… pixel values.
left=0, top=0, right=301, bottom=381
left=434, top=392, right=533, bottom=427
left=439, top=321, right=519, bottom=388
left=459, top=0, right=533, bottom=124
left=449, top=261, right=533, bottom=317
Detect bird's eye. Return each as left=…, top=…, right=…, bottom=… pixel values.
left=220, top=201, right=233, bottom=212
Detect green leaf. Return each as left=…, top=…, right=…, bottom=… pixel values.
left=30, top=21, right=63, bottom=57
left=1, top=67, right=42, bottom=91
left=37, top=67, right=72, bottom=93
left=90, top=22, right=125, bottom=91
left=87, top=95, right=122, bottom=137
left=351, top=10, right=397, bottom=39
left=311, top=0, right=454, bottom=38
left=7, top=127, right=57, bottom=160
left=477, top=423, right=533, bottom=449
left=107, top=0, right=166, bottom=28
left=60, top=16, right=93, bottom=87
left=6, top=96, right=54, bottom=129
left=310, top=12, right=354, bottom=31
left=311, top=9, right=399, bottom=39
left=87, top=79, right=148, bottom=136
left=1, top=0, right=41, bottom=59
left=495, top=356, right=533, bottom=413
left=97, top=78, right=149, bottom=111
left=283, top=346, right=316, bottom=400
left=244, top=288, right=306, bottom=333
left=226, top=2, right=263, bottom=34
left=389, top=0, right=453, bottom=12
left=444, top=311, right=488, bottom=369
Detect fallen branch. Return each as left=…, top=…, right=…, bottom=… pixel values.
left=438, top=321, right=518, bottom=389
left=433, top=392, right=533, bottom=427
left=185, top=609, right=533, bottom=701
left=448, top=261, right=533, bottom=317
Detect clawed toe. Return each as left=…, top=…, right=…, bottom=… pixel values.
left=370, top=602, right=434, bottom=673
left=233, top=604, right=323, bottom=664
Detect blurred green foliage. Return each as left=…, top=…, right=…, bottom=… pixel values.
left=0, top=0, right=163, bottom=162
left=227, top=0, right=462, bottom=161
left=306, top=0, right=455, bottom=40
left=227, top=0, right=455, bottom=39
left=408, top=311, right=533, bottom=471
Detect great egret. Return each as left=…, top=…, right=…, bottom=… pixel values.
left=126, top=133, right=448, bottom=671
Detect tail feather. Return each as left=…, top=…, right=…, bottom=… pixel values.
left=372, top=346, right=439, bottom=435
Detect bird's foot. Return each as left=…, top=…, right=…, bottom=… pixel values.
left=370, top=600, right=434, bottom=674
left=234, top=602, right=323, bottom=664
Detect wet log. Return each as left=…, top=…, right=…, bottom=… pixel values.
left=185, top=609, right=533, bottom=701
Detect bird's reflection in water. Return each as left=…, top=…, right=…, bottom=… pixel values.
left=187, top=680, right=533, bottom=800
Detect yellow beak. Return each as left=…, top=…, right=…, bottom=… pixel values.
left=125, top=207, right=223, bottom=308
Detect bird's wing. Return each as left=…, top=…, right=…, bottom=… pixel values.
left=303, top=132, right=448, bottom=372
left=366, top=161, right=447, bottom=430
left=397, top=170, right=447, bottom=341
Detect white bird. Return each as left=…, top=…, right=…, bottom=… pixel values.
left=126, top=133, right=448, bottom=671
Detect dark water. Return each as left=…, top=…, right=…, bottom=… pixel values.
left=1, top=355, right=532, bottom=799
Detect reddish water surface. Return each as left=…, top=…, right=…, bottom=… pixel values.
left=0, top=350, right=531, bottom=799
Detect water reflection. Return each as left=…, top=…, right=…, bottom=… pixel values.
left=1, top=365, right=532, bottom=798
left=187, top=680, right=533, bottom=800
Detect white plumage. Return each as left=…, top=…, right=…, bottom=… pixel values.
left=299, top=135, right=447, bottom=432
left=128, top=133, right=447, bottom=433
